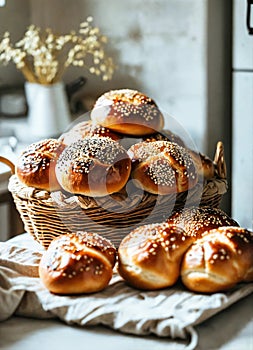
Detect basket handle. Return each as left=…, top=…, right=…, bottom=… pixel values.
left=213, top=141, right=227, bottom=179
left=0, top=156, right=15, bottom=175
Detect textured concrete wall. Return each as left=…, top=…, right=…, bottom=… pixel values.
left=0, top=0, right=30, bottom=85
left=37, top=0, right=207, bottom=150
left=0, top=0, right=207, bottom=151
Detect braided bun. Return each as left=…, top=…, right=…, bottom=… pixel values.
left=39, top=231, right=117, bottom=294
left=127, top=141, right=198, bottom=195
left=143, top=129, right=185, bottom=147
left=55, top=135, right=131, bottom=197
left=16, top=138, right=66, bottom=191
left=187, top=150, right=215, bottom=180
left=181, top=226, right=253, bottom=293
left=59, top=120, right=121, bottom=145
left=118, top=223, right=195, bottom=290
left=90, top=89, right=164, bottom=136
left=167, top=206, right=239, bottom=238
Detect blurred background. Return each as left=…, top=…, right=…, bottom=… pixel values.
left=0, top=0, right=252, bottom=240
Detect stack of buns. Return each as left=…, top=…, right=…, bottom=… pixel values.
left=39, top=205, right=253, bottom=295
left=15, top=88, right=215, bottom=198
left=13, top=88, right=252, bottom=295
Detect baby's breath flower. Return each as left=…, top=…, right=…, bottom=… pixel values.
left=0, top=18, right=115, bottom=84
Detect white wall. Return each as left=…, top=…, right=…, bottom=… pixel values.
left=75, top=0, right=207, bottom=151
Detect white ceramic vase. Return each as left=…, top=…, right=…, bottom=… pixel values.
left=24, top=81, right=72, bottom=141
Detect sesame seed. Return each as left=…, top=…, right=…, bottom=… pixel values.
left=168, top=206, right=239, bottom=237
left=56, top=136, right=128, bottom=175
left=93, top=89, right=162, bottom=123
left=128, top=141, right=197, bottom=187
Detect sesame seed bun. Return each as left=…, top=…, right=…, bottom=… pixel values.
left=15, top=139, right=66, bottom=192
left=167, top=206, right=239, bottom=238
left=39, top=231, right=117, bottom=295
left=127, top=141, right=198, bottom=195
left=187, top=149, right=215, bottom=180
left=181, top=226, right=253, bottom=293
left=142, top=129, right=185, bottom=147
left=90, top=89, right=164, bottom=136
left=59, top=120, right=122, bottom=146
left=55, top=136, right=131, bottom=197
left=118, top=223, right=195, bottom=290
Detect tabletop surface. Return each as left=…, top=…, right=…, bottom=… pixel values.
left=0, top=292, right=252, bottom=350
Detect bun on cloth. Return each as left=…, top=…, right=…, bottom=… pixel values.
left=181, top=226, right=253, bottom=293
left=167, top=206, right=239, bottom=239
left=39, top=231, right=117, bottom=294
left=90, top=89, right=164, bottom=136
left=117, top=223, right=195, bottom=290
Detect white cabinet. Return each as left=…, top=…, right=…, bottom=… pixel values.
left=232, top=74, right=253, bottom=229
left=233, top=0, right=253, bottom=69
left=232, top=0, right=253, bottom=229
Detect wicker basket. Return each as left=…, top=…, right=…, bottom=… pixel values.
left=5, top=141, right=227, bottom=248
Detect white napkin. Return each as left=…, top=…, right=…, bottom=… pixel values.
left=0, top=233, right=253, bottom=350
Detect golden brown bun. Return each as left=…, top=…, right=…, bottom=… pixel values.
left=127, top=141, right=198, bottom=195
left=16, top=139, right=66, bottom=191
left=167, top=206, right=239, bottom=239
left=181, top=226, right=253, bottom=293
left=118, top=223, right=195, bottom=290
left=59, top=120, right=122, bottom=145
left=39, top=231, right=117, bottom=295
left=90, top=89, right=164, bottom=136
left=142, top=133, right=215, bottom=179
left=187, top=150, right=215, bottom=180
left=55, top=135, right=131, bottom=197
left=143, top=129, right=185, bottom=147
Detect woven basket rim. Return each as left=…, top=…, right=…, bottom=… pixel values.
left=4, top=141, right=228, bottom=248
left=8, top=173, right=227, bottom=208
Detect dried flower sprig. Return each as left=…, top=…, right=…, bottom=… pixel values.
left=0, top=17, right=114, bottom=85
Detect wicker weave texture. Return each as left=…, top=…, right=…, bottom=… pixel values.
left=8, top=142, right=227, bottom=248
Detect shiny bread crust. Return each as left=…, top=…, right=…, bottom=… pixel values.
left=91, top=89, right=164, bottom=136
left=39, top=231, right=117, bottom=295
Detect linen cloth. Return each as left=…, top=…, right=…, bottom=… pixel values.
left=0, top=234, right=253, bottom=350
